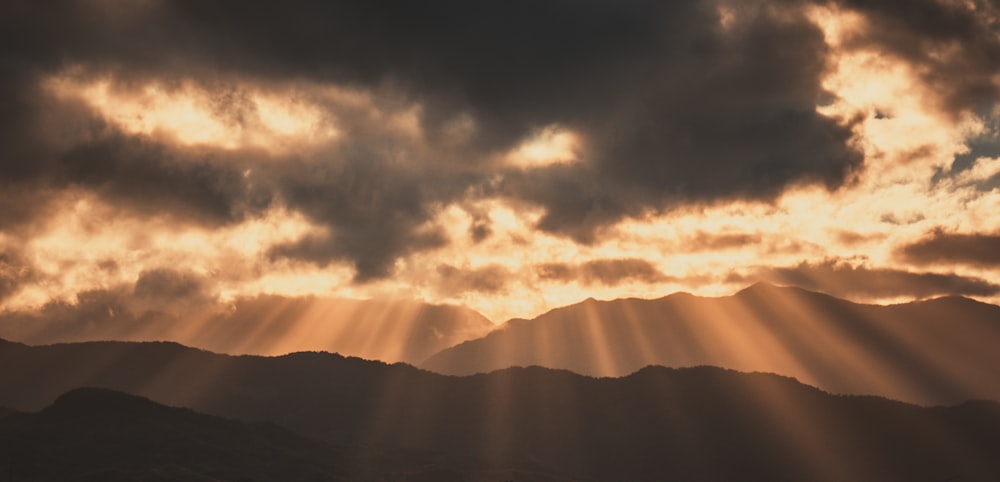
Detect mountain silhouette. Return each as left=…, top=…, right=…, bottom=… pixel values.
left=421, top=282, right=1000, bottom=405
left=0, top=295, right=493, bottom=365
left=0, top=387, right=571, bottom=482
left=2, top=338, right=1000, bottom=481
left=185, top=297, right=494, bottom=363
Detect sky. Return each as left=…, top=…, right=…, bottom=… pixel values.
left=1, top=0, right=999, bottom=326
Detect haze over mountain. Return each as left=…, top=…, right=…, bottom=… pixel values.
left=2, top=338, right=1000, bottom=481
left=0, top=295, right=492, bottom=364
left=423, top=283, right=1000, bottom=405
left=0, top=387, right=569, bottom=482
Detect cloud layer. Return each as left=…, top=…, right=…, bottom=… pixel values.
left=0, top=0, right=998, bottom=323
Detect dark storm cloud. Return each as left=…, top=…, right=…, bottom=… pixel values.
left=0, top=74, right=462, bottom=279
left=832, top=0, right=1000, bottom=178
left=687, top=231, right=762, bottom=251
left=537, top=258, right=667, bottom=286
left=0, top=287, right=153, bottom=344
left=581, top=259, right=668, bottom=285
left=745, top=259, right=1000, bottom=299
left=535, top=263, right=576, bottom=282
left=260, top=95, right=474, bottom=280
left=468, top=213, right=493, bottom=244
left=0, top=249, right=34, bottom=303
left=0, top=76, right=269, bottom=230
left=133, top=269, right=212, bottom=303
left=487, top=1, right=864, bottom=240
left=944, top=120, right=1000, bottom=179
left=897, top=230, right=1000, bottom=267
left=0, top=268, right=217, bottom=345
left=835, top=0, right=1000, bottom=119
left=0, top=184, right=59, bottom=232
left=274, top=227, right=448, bottom=281
left=65, top=136, right=272, bottom=225
left=435, top=264, right=510, bottom=295
left=832, top=230, right=886, bottom=246
left=0, top=0, right=880, bottom=276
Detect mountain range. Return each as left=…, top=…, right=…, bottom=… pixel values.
left=422, top=282, right=1000, bottom=405
left=0, top=387, right=569, bottom=482
left=2, top=337, right=1000, bottom=481
left=5, top=283, right=998, bottom=406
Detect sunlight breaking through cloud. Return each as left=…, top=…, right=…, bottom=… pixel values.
left=0, top=0, right=998, bottom=329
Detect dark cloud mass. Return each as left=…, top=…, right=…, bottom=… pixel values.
left=898, top=230, right=1000, bottom=267
left=746, top=259, right=1000, bottom=299
left=686, top=231, right=762, bottom=251
left=836, top=0, right=1000, bottom=176
left=0, top=250, right=34, bottom=303
left=537, top=258, right=667, bottom=286
left=838, top=0, right=1000, bottom=119
left=833, top=230, right=887, bottom=246
left=0, top=0, right=997, bottom=279
left=133, top=269, right=213, bottom=304
left=487, top=1, right=865, bottom=239
left=435, top=264, right=510, bottom=296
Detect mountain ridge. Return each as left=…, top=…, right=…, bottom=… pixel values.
left=2, top=337, right=1000, bottom=481
left=1, top=386, right=571, bottom=482
left=421, top=282, right=1000, bottom=405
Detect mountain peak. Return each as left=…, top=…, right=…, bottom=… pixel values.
left=420, top=282, right=1000, bottom=405
left=45, top=387, right=171, bottom=418
left=4, top=337, right=1000, bottom=481
left=735, top=281, right=829, bottom=299
left=736, top=280, right=783, bottom=295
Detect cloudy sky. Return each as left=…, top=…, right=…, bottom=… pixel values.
left=1, top=0, right=999, bottom=324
